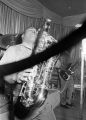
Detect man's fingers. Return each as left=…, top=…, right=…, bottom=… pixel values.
left=22, top=72, right=30, bottom=77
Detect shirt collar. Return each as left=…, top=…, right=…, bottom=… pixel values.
left=21, top=42, right=32, bottom=50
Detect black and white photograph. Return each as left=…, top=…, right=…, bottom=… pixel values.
left=0, top=0, right=86, bottom=120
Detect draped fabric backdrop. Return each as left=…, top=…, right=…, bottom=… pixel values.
left=62, top=24, right=81, bottom=64
left=0, top=1, right=44, bottom=34
left=0, top=0, right=62, bottom=40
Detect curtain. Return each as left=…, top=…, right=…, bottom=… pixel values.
left=62, top=25, right=75, bottom=37
left=1, top=0, right=43, bottom=18
left=50, top=22, right=62, bottom=40
left=0, top=1, right=44, bottom=34
left=0, top=1, right=62, bottom=40
left=62, top=25, right=80, bottom=63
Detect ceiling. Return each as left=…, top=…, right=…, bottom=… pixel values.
left=37, top=0, right=85, bottom=17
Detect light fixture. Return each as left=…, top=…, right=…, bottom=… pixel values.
left=75, top=24, right=82, bottom=28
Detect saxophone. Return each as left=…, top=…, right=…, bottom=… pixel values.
left=18, top=33, right=58, bottom=108
left=14, top=19, right=58, bottom=119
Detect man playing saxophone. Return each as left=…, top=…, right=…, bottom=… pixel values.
left=0, top=24, right=60, bottom=120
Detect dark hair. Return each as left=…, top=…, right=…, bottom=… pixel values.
left=15, top=34, right=22, bottom=44
left=0, top=34, right=3, bottom=36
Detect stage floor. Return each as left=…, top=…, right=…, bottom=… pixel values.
left=54, top=90, right=86, bottom=120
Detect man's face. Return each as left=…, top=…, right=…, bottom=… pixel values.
left=23, top=27, right=37, bottom=43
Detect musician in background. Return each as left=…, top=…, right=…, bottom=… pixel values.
left=59, top=63, right=74, bottom=108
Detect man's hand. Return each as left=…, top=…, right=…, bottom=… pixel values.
left=17, top=70, right=31, bottom=83
left=4, top=73, right=17, bottom=84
